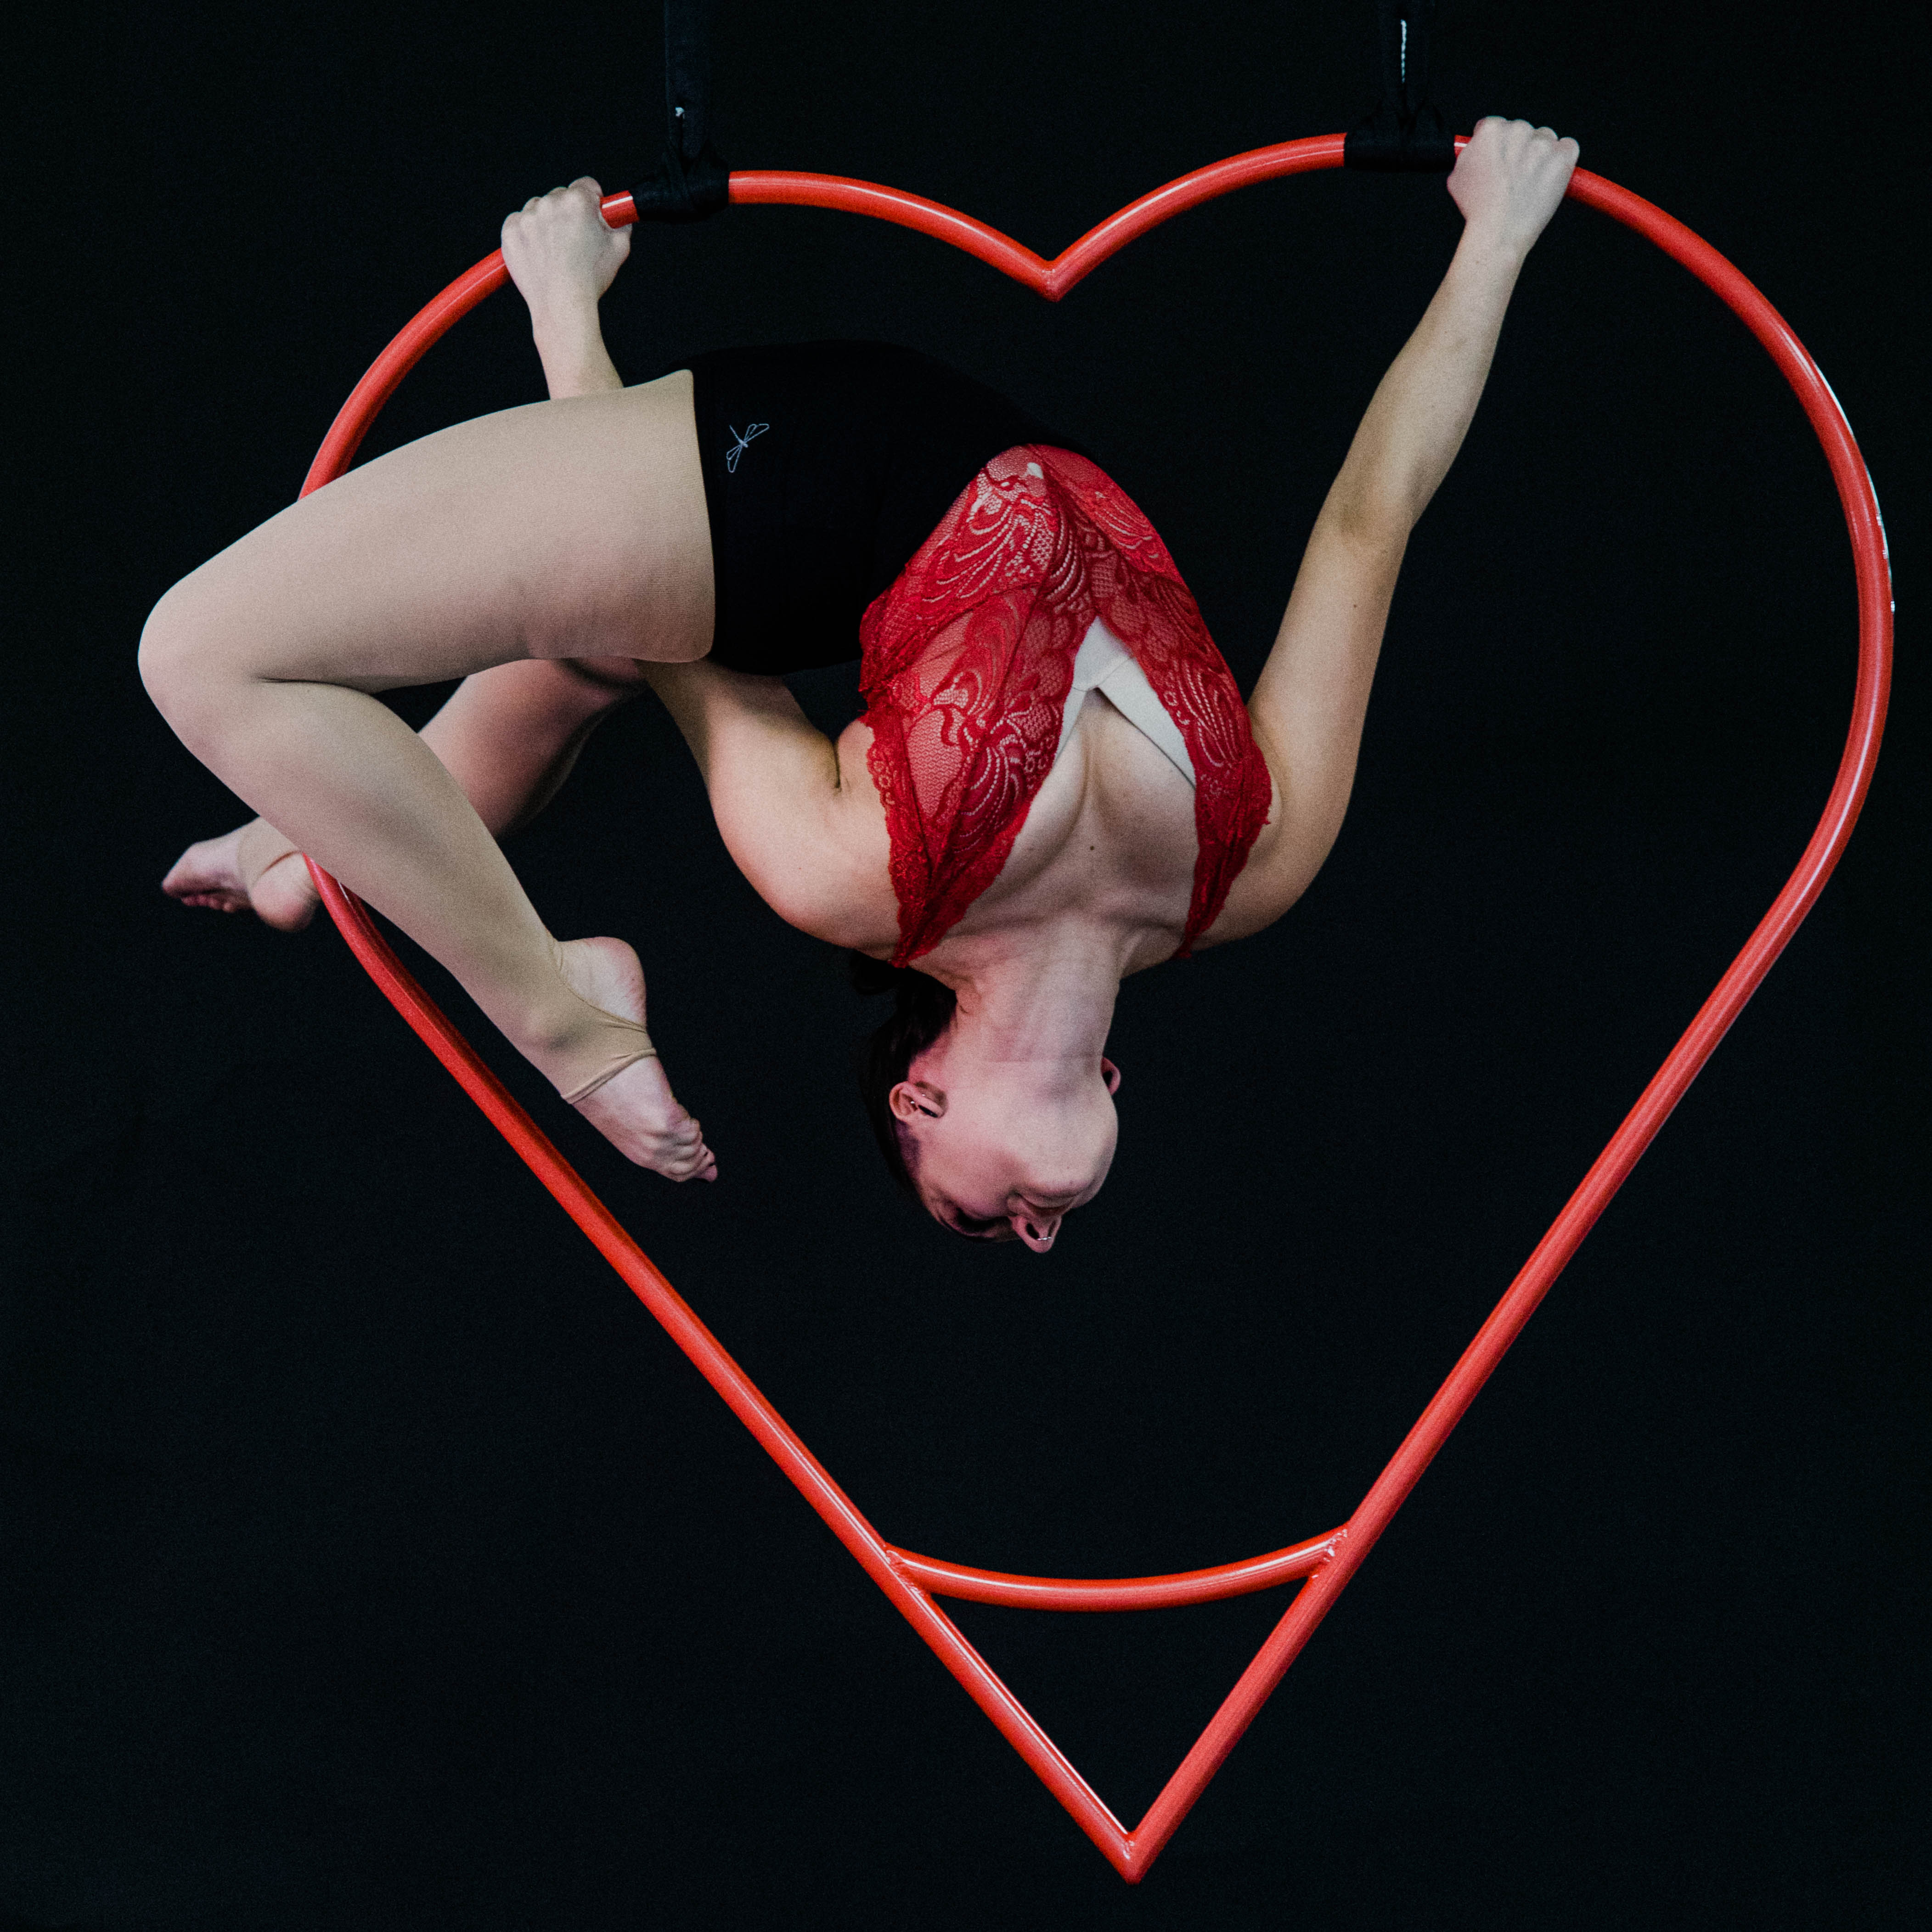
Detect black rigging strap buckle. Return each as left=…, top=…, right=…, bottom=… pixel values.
left=631, top=0, right=730, bottom=222
left=1344, top=0, right=1456, bottom=173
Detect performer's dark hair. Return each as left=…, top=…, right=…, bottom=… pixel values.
left=848, top=952, right=957, bottom=1200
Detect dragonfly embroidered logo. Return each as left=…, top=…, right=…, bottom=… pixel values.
left=725, top=422, right=769, bottom=473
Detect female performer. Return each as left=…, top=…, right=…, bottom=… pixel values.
left=145, top=117, right=1578, bottom=1250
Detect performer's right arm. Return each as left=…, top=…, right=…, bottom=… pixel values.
left=1213, top=117, right=1578, bottom=941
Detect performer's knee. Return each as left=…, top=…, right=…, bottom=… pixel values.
left=138, top=576, right=240, bottom=754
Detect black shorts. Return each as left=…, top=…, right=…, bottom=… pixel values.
left=671, top=341, right=1091, bottom=675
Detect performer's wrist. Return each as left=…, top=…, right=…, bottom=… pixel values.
left=533, top=306, right=622, bottom=397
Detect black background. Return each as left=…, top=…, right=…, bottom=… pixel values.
left=5, top=2, right=1926, bottom=1925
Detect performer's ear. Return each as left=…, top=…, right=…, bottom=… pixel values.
left=890, top=1080, right=946, bottom=1123
left=1101, top=1058, right=1121, bottom=1095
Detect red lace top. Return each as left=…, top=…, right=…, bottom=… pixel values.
left=859, top=445, right=1273, bottom=967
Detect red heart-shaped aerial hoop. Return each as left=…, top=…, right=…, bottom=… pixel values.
left=297, top=135, right=1891, bottom=1880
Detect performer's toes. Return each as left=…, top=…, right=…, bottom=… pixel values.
left=162, top=834, right=247, bottom=910
left=163, top=824, right=319, bottom=929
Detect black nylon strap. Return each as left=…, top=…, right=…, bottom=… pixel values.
left=631, top=0, right=730, bottom=223
left=1344, top=0, right=1455, bottom=173
left=665, top=0, right=711, bottom=159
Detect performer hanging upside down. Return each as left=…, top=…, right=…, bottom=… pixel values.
left=145, top=117, right=1577, bottom=1250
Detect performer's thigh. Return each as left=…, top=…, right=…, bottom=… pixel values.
left=153, top=376, right=713, bottom=691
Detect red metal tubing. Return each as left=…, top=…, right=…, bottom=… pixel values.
left=300, top=864, right=1137, bottom=1860
left=727, top=138, right=1346, bottom=300
left=1118, top=157, right=1894, bottom=1880
left=300, top=142, right=1348, bottom=487
left=299, top=191, right=637, bottom=493
left=887, top=1526, right=1344, bottom=1611
left=293, top=136, right=1891, bottom=1881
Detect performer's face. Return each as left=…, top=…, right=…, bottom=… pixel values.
left=889, top=1053, right=1121, bottom=1251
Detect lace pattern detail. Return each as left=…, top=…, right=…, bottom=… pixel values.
left=860, top=446, right=1272, bottom=966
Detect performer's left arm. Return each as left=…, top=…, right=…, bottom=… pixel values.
left=1215, top=117, right=1577, bottom=937
left=410, top=179, right=645, bottom=830
left=500, top=175, right=631, bottom=396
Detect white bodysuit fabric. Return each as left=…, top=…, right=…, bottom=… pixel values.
left=1054, top=614, right=1199, bottom=785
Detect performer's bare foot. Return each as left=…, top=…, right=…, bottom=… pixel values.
left=555, top=935, right=717, bottom=1182
left=162, top=819, right=321, bottom=931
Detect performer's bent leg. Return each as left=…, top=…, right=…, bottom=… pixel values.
left=161, top=655, right=659, bottom=932
left=140, top=385, right=715, bottom=1160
